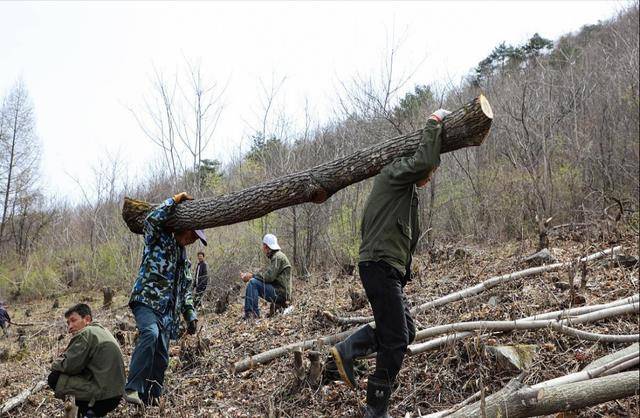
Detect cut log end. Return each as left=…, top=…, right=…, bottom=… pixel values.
left=479, top=94, right=493, bottom=119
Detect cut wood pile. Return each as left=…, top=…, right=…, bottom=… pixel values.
left=0, top=232, right=638, bottom=417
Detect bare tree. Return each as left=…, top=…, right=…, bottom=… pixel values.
left=0, top=81, right=40, bottom=251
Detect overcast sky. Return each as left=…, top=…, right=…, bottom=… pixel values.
left=0, top=1, right=628, bottom=202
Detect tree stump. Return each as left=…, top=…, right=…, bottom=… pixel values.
left=102, top=287, right=114, bottom=308
left=349, top=289, right=368, bottom=311
left=63, top=395, right=78, bottom=418
left=292, top=348, right=306, bottom=386
left=307, top=351, right=323, bottom=388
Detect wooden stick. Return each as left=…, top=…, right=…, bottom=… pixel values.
left=327, top=246, right=622, bottom=325
left=0, top=380, right=47, bottom=415
left=408, top=302, right=639, bottom=355
left=422, top=390, right=483, bottom=418
left=532, top=349, right=639, bottom=389
left=522, top=294, right=638, bottom=321
left=584, top=342, right=639, bottom=371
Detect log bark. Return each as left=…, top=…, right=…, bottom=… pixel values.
left=0, top=380, right=46, bottom=414
left=123, top=95, right=493, bottom=234
left=450, top=371, right=639, bottom=418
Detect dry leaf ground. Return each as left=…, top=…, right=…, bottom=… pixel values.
left=1, top=232, right=638, bottom=417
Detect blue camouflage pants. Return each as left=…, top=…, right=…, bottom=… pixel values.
left=125, top=303, right=172, bottom=403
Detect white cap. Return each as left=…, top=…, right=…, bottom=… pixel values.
left=262, top=233, right=281, bottom=250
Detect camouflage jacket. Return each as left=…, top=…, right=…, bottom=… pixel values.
left=129, top=197, right=197, bottom=337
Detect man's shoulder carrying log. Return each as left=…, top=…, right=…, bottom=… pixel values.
left=123, top=95, right=493, bottom=234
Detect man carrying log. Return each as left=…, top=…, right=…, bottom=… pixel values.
left=48, top=303, right=125, bottom=417
left=330, top=109, right=450, bottom=417
left=123, top=192, right=206, bottom=406
left=240, top=233, right=292, bottom=319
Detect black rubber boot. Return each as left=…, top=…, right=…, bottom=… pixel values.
left=363, top=376, right=392, bottom=418
left=329, top=324, right=377, bottom=388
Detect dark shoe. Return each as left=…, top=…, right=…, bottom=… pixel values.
left=329, top=325, right=377, bottom=389
left=363, top=376, right=392, bottom=418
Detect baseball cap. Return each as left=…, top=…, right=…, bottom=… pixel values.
left=262, top=233, right=280, bottom=250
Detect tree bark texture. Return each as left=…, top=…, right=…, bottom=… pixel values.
left=450, top=372, right=639, bottom=418
left=123, top=95, right=493, bottom=234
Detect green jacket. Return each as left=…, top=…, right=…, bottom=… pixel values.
left=255, top=250, right=292, bottom=301
left=359, top=119, right=442, bottom=275
left=51, top=323, right=125, bottom=404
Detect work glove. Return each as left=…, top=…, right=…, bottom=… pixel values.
left=187, top=319, right=198, bottom=335
left=429, top=109, right=451, bottom=123
left=173, top=192, right=194, bottom=204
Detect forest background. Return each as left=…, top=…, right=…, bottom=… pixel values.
left=0, top=4, right=638, bottom=303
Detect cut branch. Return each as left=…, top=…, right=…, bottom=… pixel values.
left=123, top=95, right=493, bottom=234
left=232, top=248, right=626, bottom=372
left=328, top=246, right=622, bottom=325
left=0, top=380, right=47, bottom=415
left=407, top=301, right=639, bottom=355
left=234, top=295, right=637, bottom=372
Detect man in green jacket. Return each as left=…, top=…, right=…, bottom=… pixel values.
left=240, top=233, right=292, bottom=319
left=48, top=303, right=125, bottom=417
left=330, top=109, right=450, bottom=417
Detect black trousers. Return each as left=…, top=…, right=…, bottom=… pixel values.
left=48, top=371, right=121, bottom=417
left=359, top=260, right=416, bottom=384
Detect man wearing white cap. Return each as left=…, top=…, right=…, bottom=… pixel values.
left=240, top=233, right=292, bottom=319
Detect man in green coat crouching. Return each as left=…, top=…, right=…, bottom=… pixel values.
left=330, top=108, right=450, bottom=417
left=48, top=303, right=125, bottom=417
left=240, top=233, right=292, bottom=319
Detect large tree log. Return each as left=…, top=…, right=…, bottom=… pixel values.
left=123, top=95, right=493, bottom=234
left=449, top=371, right=639, bottom=418
left=426, top=345, right=639, bottom=417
